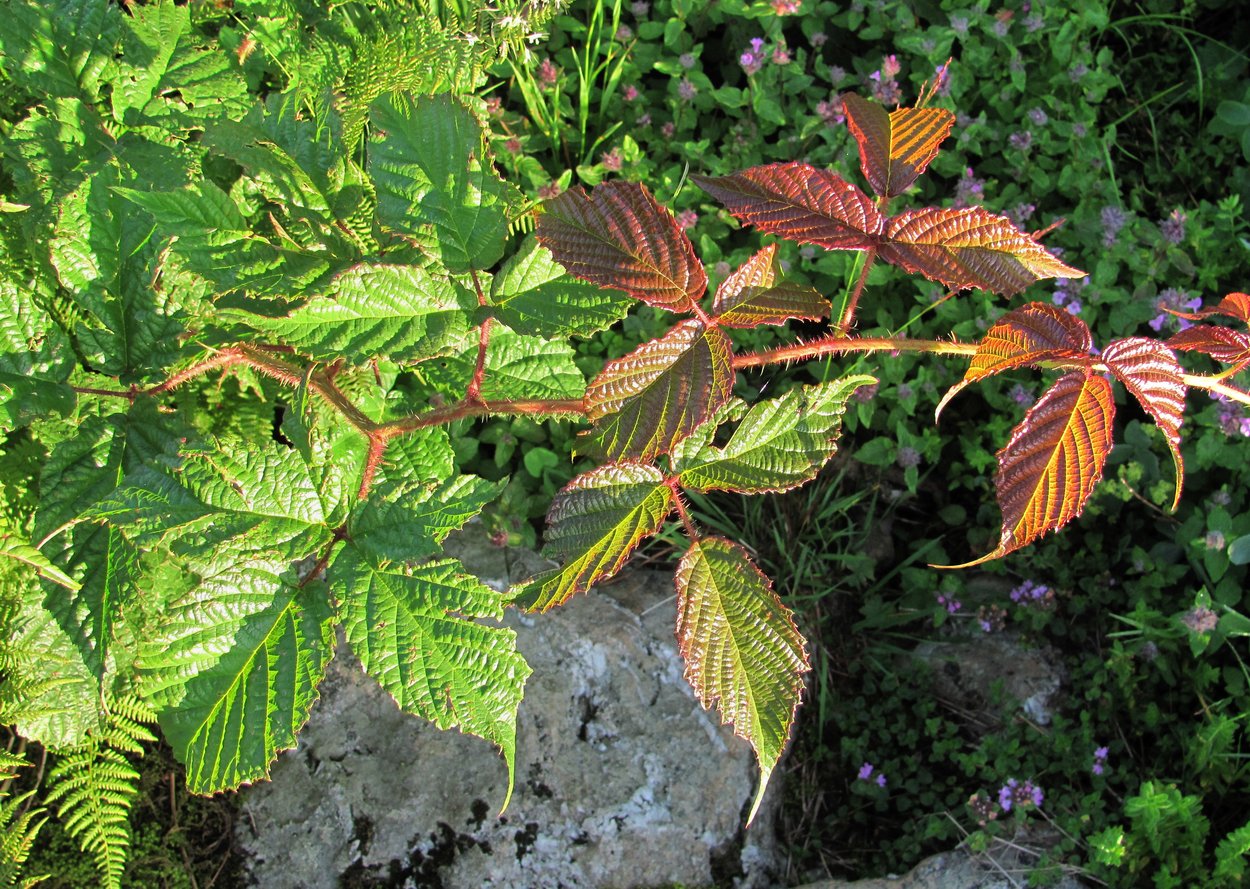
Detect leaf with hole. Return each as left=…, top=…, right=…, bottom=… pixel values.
left=536, top=181, right=707, bottom=313
left=693, top=163, right=884, bottom=250
left=675, top=536, right=808, bottom=825
left=842, top=93, right=955, bottom=197
left=1102, top=337, right=1186, bottom=510
left=880, top=206, right=1085, bottom=296
left=936, top=302, right=1093, bottom=420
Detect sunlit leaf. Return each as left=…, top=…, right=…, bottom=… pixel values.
left=675, top=537, right=808, bottom=825
left=515, top=464, right=673, bottom=612
left=1102, top=337, right=1186, bottom=510
left=936, top=302, right=1093, bottom=420
left=348, top=475, right=506, bottom=565
left=1167, top=326, right=1250, bottom=367
left=693, top=162, right=884, bottom=250
left=880, top=206, right=1086, bottom=296
left=674, top=376, right=874, bottom=493
left=420, top=324, right=585, bottom=403
left=334, top=547, right=529, bottom=808
left=583, top=320, right=734, bottom=461
left=941, top=372, right=1114, bottom=567
left=842, top=93, right=954, bottom=198
left=536, top=181, right=707, bottom=313
left=1163, top=291, right=1250, bottom=324
left=712, top=244, right=829, bottom=328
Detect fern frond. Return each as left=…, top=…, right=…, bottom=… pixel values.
left=0, top=752, right=47, bottom=888
left=42, top=695, right=156, bottom=889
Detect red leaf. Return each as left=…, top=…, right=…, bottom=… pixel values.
left=1167, top=326, right=1250, bottom=366
left=582, top=319, right=735, bottom=461
left=936, top=302, right=1093, bottom=420
left=712, top=244, right=829, bottom=328
left=939, top=372, right=1115, bottom=567
left=536, top=181, right=707, bottom=313
left=1163, top=292, right=1250, bottom=324
left=1102, top=338, right=1187, bottom=510
left=843, top=93, right=955, bottom=198
left=692, top=163, right=885, bottom=250
left=880, top=206, right=1086, bottom=296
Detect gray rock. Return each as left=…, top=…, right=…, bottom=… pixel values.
left=237, top=527, right=779, bottom=888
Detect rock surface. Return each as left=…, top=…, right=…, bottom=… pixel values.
left=791, top=846, right=1088, bottom=888
left=237, top=528, right=778, bottom=888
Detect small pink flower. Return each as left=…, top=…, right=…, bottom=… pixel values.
left=661, top=121, right=675, bottom=138
left=538, top=58, right=559, bottom=87
left=504, top=137, right=522, bottom=154
left=537, top=182, right=563, bottom=200
left=772, top=46, right=791, bottom=65
left=676, top=209, right=698, bottom=230
left=677, top=78, right=697, bottom=101
left=881, top=54, right=901, bottom=78
left=601, top=147, right=623, bottom=171
left=623, top=84, right=640, bottom=102
left=771, top=0, right=801, bottom=13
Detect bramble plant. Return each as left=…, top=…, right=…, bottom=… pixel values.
left=3, top=1, right=1250, bottom=885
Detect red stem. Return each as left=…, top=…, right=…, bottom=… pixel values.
left=733, top=334, right=977, bottom=370
left=836, top=248, right=877, bottom=333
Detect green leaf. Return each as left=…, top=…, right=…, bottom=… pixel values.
left=0, top=535, right=79, bottom=591
left=0, top=279, right=75, bottom=429
left=674, top=376, right=875, bottom=493
left=1229, top=534, right=1250, bottom=566
left=0, top=0, right=123, bottom=103
left=674, top=537, right=809, bottom=825
left=420, top=324, right=586, bottom=403
left=348, top=475, right=506, bottom=565
left=712, top=244, right=830, bottom=328
left=227, top=264, right=476, bottom=365
left=583, top=320, right=735, bottom=461
left=516, top=464, right=673, bottom=612
left=139, top=555, right=335, bottom=793
left=334, top=547, right=530, bottom=807
left=489, top=236, right=632, bottom=338
left=110, top=0, right=249, bottom=129
left=369, top=92, right=510, bottom=273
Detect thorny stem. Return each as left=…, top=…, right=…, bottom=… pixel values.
left=734, top=334, right=978, bottom=369
left=667, top=479, right=700, bottom=541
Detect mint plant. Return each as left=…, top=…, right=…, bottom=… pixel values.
left=3, top=1, right=1249, bottom=884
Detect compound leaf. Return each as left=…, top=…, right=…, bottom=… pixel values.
left=693, top=163, right=885, bottom=250
left=880, top=206, right=1085, bottom=296
left=942, top=371, right=1114, bottom=567
left=489, top=236, right=632, bottom=338
left=516, top=464, right=673, bottom=612
left=1102, top=337, right=1187, bottom=510
left=139, top=555, right=335, bottom=794
left=334, top=547, right=530, bottom=808
left=369, top=92, right=510, bottom=273
left=674, top=376, right=874, bottom=493
left=842, top=93, right=955, bottom=197
left=536, top=181, right=707, bottom=313
left=712, top=244, right=829, bottom=328
left=583, top=320, right=734, bottom=461
left=227, top=264, right=475, bottom=365
left=936, top=301, right=1093, bottom=420
left=675, top=537, right=808, bottom=825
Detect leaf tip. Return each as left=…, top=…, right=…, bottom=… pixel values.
left=746, top=765, right=773, bottom=827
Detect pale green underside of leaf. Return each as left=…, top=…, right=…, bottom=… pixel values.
left=139, top=556, right=335, bottom=793
left=675, top=537, right=809, bottom=825
left=226, top=264, right=475, bottom=365
left=348, top=475, right=507, bottom=565
left=674, top=375, right=875, bottom=494
left=518, top=464, right=673, bottom=612
left=420, top=324, right=585, bottom=403
left=369, top=92, right=510, bottom=273
left=335, top=547, right=529, bottom=807
left=489, top=236, right=632, bottom=338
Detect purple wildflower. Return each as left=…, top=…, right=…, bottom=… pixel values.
left=936, top=593, right=962, bottom=614
left=999, top=778, right=1043, bottom=812
left=1100, top=205, right=1129, bottom=247
left=897, top=446, right=921, bottom=468
left=993, top=18, right=1010, bottom=37
left=1009, top=383, right=1034, bottom=407
left=1149, top=288, right=1202, bottom=332
left=1161, top=208, right=1187, bottom=244
left=1007, top=202, right=1036, bottom=228
left=1092, top=746, right=1109, bottom=776
left=950, top=13, right=969, bottom=34
left=637, top=112, right=652, bottom=127
left=829, top=64, right=847, bottom=84
left=1025, top=12, right=1044, bottom=31
left=623, top=84, right=640, bottom=102
left=1182, top=606, right=1219, bottom=634
left=1069, top=61, right=1089, bottom=82
left=857, top=762, right=875, bottom=780
left=772, top=45, right=792, bottom=65
left=740, top=51, right=764, bottom=75
left=881, top=54, right=901, bottom=78
left=601, top=147, right=623, bottom=171
left=953, top=167, right=985, bottom=208
left=677, top=78, right=697, bottom=101
left=660, top=121, right=675, bottom=138
left=1010, top=580, right=1055, bottom=610
left=1009, top=130, right=1033, bottom=151
left=869, top=69, right=902, bottom=105
left=1206, top=530, right=1227, bottom=551
left=679, top=52, right=696, bottom=69
left=538, top=58, right=559, bottom=86
left=810, top=31, right=828, bottom=48
left=713, top=261, right=731, bottom=277
left=675, top=209, right=698, bottom=230
left=1028, top=107, right=1049, bottom=127
left=1213, top=393, right=1250, bottom=437
left=816, top=95, right=845, bottom=126
left=876, top=774, right=887, bottom=787
left=616, top=24, right=633, bottom=41
left=978, top=604, right=1007, bottom=633
left=631, top=0, right=649, bottom=15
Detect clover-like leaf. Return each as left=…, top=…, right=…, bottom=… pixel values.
left=712, top=244, right=829, bottom=328
left=334, top=546, right=530, bottom=809
left=1167, top=326, right=1250, bottom=367
left=516, top=464, right=674, bottom=612
left=842, top=93, right=955, bottom=198
left=583, top=320, right=735, bottom=461
left=880, top=206, right=1086, bottom=296
left=674, top=376, right=874, bottom=494
left=941, top=371, right=1115, bottom=567
left=693, top=163, right=885, bottom=250
left=936, top=302, right=1093, bottom=420
left=675, top=536, right=809, bottom=825
left=1163, top=291, right=1250, bottom=324
left=536, top=181, right=707, bottom=313
left=1102, top=337, right=1186, bottom=510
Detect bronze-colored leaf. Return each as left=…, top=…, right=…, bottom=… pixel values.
left=880, top=206, right=1086, bottom=296
left=536, top=181, right=707, bottom=313
left=842, top=93, right=955, bottom=198
left=936, top=302, right=1093, bottom=420
left=692, top=163, right=885, bottom=250
left=712, top=244, right=829, bottom=328
left=1163, top=291, right=1250, bottom=324
left=939, top=371, right=1115, bottom=567
left=1102, top=337, right=1186, bottom=510
left=1167, top=326, right=1250, bottom=366
left=582, top=319, right=735, bottom=461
